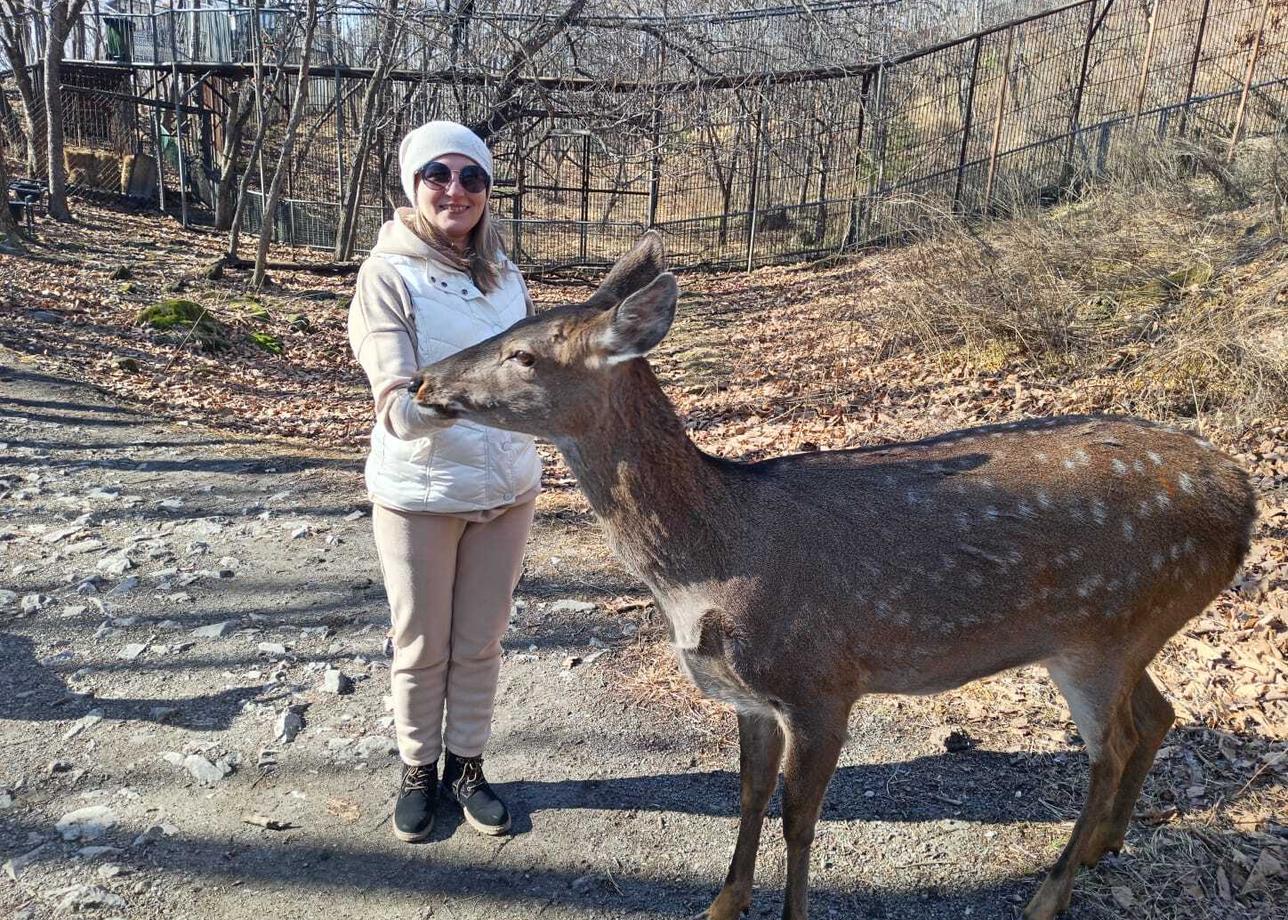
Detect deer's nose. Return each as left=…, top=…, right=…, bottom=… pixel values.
left=406, top=375, right=423, bottom=395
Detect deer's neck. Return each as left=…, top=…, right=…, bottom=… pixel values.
left=553, top=361, right=733, bottom=589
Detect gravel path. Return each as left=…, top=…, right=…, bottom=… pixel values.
left=1, top=355, right=1276, bottom=920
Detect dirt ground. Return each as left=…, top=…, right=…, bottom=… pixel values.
left=1, top=204, right=1286, bottom=920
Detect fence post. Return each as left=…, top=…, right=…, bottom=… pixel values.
left=953, top=35, right=983, bottom=212
left=843, top=67, right=873, bottom=250
left=149, top=0, right=167, bottom=212
left=579, top=130, right=590, bottom=263
left=334, top=66, right=344, bottom=228
left=1062, top=0, right=1099, bottom=188
left=745, top=81, right=769, bottom=272
left=983, top=26, right=1015, bottom=211
left=647, top=102, right=662, bottom=228
left=1177, top=0, right=1212, bottom=138
left=512, top=125, right=524, bottom=260
left=1132, top=0, right=1160, bottom=128
left=861, top=63, right=887, bottom=242
left=166, top=5, right=188, bottom=227
left=1228, top=0, right=1271, bottom=162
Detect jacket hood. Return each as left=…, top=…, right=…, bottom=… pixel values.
left=370, top=209, right=438, bottom=260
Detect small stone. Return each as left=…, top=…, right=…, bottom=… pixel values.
left=97, top=862, right=127, bottom=878
left=183, top=754, right=232, bottom=785
left=56, top=804, right=119, bottom=841
left=96, top=554, right=133, bottom=576
left=191, top=620, right=238, bottom=638
left=356, top=736, right=397, bottom=759
left=258, top=642, right=288, bottom=656
left=563, top=655, right=583, bottom=670
left=106, top=576, right=140, bottom=597
left=550, top=599, right=597, bottom=614
left=59, top=884, right=126, bottom=912
left=0, top=789, right=15, bottom=810
left=20, top=593, right=51, bottom=615
left=40, top=525, right=82, bottom=544
left=344, top=509, right=365, bottom=521
left=77, top=845, right=123, bottom=859
left=275, top=708, right=304, bottom=743
left=290, top=525, right=310, bottom=539
left=49, top=759, right=74, bottom=774
left=322, top=669, right=353, bottom=695
left=87, top=488, right=120, bottom=501
left=66, top=538, right=105, bottom=554
left=64, top=710, right=104, bottom=740
left=0, top=589, right=17, bottom=607
left=3, top=842, right=50, bottom=881
left=117, top=643, right=146, bottom=661
left=30, top=309, right=62, bottom=323
left=76, top=577, right=103, bottom=595
left=218, top=556, right=240, bottom=571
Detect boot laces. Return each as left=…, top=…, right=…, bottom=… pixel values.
left=455, top=756, right=487, bottom=798
left=401, top=763, right=435, bottom=793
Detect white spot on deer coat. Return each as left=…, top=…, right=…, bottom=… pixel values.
left=1122, top=519, right=1135, bottom=541
left=1178, top=472, right=1195, bottom=494
left=1111, top=459, right=1128, bottom=476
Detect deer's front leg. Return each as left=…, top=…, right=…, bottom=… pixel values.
left=779, top=703, right=849, bottom=920
left=703, top=710, right=785, bottom=920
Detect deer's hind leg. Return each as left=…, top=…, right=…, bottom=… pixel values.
left=1025, top=656, right=1141, bottom=920
left=1088, top=672, right=1175, bottom=859
left=702, top=710, right=785, bottom=920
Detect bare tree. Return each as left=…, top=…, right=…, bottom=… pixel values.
left=0, top=0, right=44, bottom=172
left=333, top=0, right=399, bottom=261
left=43, top=0, right=89, bottom=221
left=0, top=130, right=29, bottom=252
left=212, top=81, right=256, bottom=230
left=250, top=0, right=320, bottom=288
left=469, top=0, right=588, bottom=142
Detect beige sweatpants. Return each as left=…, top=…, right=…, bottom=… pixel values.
left=373, top=500, right=535, bottom=766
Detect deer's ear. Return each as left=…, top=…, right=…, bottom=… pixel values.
left=593, top=273, right=678, bottom=364
left=585, top=231, right=666, bottom=311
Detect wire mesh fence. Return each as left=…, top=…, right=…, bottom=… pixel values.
left=3, top=0, right=1285, bottom=270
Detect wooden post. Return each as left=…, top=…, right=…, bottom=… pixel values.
left=149, top=0, right=166, bottom=211
left=745, top=83, right=768, bottom=272
left=1132, top=0, right=1160, bottom=128
left=842, top=68, right=873, bottom=250
left=579, top=131, right=590, bottom=263
left=953, top=36, right=983, bottom=212
left=861, top=63, right=887, bottom=242
left=334, top=66, right=344, bottom=234
left=1177, top=0, right=1212, bottom=138
left=167, top=4, right=188, bottom=227
left=647, top=102, right=662, bottom=228
left=983, top=26, right=1015, bottom=211
left=1228, top=0, right=1271, bottom=162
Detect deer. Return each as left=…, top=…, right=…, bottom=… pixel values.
left=407, top=233, right=1257, bottom=920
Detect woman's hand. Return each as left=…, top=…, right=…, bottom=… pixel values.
left=389, top=389, right=456, bottom=438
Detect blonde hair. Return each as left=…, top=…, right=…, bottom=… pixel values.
left=403, top=187, right=507, bottom=293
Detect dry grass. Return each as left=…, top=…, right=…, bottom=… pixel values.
left=876, top=133, right=1288, bottom=424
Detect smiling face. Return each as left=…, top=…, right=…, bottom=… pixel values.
left=413, top=153, right=489, bottom=248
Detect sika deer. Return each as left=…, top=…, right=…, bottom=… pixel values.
left=408, top=233, right=1256, bottom=920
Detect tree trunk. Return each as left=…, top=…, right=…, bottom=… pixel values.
left=213, top=82, right=253, bottom=231
left=333, top=0, right=399, bottom=261
left=43, top=0, right=87, bottom=222
left=251, top=0, right=318, bottom=288
left=0, top=132, right=29, bottom=253
left=0, top=2, right=45, bottom=173
left=225, top=0, right=270, bottom=261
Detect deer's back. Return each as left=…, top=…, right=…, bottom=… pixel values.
left=693, top=415, right=1255, bottom=701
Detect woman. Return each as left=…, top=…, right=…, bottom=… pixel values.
left=347, top=121, right=542, bottom=842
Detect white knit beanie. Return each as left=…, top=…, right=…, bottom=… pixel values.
left=398, top=121, right=494, bottom=206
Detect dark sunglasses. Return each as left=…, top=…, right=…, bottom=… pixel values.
left=418, top=161, right=490, bottom=194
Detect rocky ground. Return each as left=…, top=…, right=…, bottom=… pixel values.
left=1, top=199, right=1285, bottom=919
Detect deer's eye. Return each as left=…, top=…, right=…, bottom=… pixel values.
left=508, top=350, right=536, bottom=367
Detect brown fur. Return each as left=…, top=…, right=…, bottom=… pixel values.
left=412, top=233, right=1257, bottom=920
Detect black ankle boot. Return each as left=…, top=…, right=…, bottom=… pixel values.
left=442, top=751, right=510, bottom=836
left=393, top=761, right=438, bottom=842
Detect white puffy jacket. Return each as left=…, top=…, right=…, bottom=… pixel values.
left=348, top=213, right=542, bottom=514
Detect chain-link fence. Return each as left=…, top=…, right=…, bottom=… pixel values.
left=3, top=0, right=1285, bottom=269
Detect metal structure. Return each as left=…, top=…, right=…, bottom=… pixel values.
left=2, top=0, right=1285, bottom=270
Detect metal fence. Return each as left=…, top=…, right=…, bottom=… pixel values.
left=4, top=0, right=1286, bottom=270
